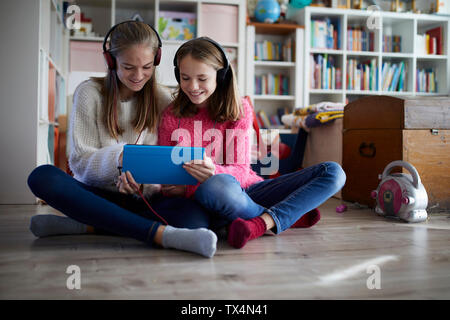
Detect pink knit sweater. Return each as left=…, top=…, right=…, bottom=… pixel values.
left=158, top=98, right=264, bottom=198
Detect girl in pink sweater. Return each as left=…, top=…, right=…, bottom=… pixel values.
left=158, top=37, right=346, bottom=249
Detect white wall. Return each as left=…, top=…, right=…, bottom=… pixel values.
left=0, top=1, right=40, bottom=204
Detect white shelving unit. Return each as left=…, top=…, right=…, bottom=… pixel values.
left=69, top=0, right=246, bottom=93
left=38, top=0, right=70, bottom=167
left=245, top=23, right=304, bottom=133
left=293, top=6, right=450, bottom=107
left=0, top=0, right=69, bottom=204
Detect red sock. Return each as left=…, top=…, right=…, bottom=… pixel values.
left=291, top=209, right=321, bottom=228
left=227, top=217, right=267, bottom=249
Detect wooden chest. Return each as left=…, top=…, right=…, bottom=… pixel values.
left=342, top=96, right=450, bottom=212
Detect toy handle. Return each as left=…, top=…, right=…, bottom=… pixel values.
left=382, top=160, right=420, bottom=189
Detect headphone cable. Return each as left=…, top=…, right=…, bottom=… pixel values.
left=130, top=181, right=168, bottom=225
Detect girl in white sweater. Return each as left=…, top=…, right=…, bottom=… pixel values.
left=27, top=21, right=216, bottom=258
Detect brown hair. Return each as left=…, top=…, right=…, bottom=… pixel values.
left=92, top=21, right=161, bottom=140
left=172, top=38, right=242, bottom=122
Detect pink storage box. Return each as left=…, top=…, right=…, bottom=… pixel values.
left=200, top=4, right=238, bottom=43
left=70, top=41, right=106, bottom=73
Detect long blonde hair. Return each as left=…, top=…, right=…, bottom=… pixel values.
left=172, top=37, right=242, bottom=122
left=93, top=21, right=161, bottom=140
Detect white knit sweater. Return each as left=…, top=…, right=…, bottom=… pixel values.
left=68, top=79, right=172, bottom=197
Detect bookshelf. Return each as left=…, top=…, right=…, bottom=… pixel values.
left=292, top=6, right=450, bottom=107
left=68, top=0, right=247, bottom=94
left=38, top=0, right=70, bottom=170
left=245, top=22, right=304, bottom=132
left=0, top=0, right=69, bottom=204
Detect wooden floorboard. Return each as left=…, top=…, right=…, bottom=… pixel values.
left=0, top=198, right=449, bottom=299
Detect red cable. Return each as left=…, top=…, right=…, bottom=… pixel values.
left=130, top=181, right=168, bottom=225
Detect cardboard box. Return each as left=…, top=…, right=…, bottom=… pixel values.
left=302, top=118, right=343, bottom=198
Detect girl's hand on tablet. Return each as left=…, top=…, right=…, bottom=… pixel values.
left=183, top=155, right=215, bottom=183
left=117, top=171, right=142, bottom=195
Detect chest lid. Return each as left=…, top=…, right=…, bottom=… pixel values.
left=344, top=95, right=450, bottom=130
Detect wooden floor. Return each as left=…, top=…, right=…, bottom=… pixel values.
left=0, top=198, right=449, bottom=300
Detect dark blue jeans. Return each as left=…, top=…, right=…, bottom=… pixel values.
left=195, top=162, right=346, bottom=234
left=27, top=165, right=211, bottom=246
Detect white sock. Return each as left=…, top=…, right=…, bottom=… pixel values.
left=161, top=225, right=217, bottom=258
left=30, top=214, right=87, bottom=237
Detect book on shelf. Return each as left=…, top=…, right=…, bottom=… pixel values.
left=270, top=114, right=281, bottom=126
left=346, top=58, right=378, bottom=91
left=381, top=61, right=407, bottom=92
left=48, top=63, right=56, bottom=123
left=426, top=27, right=443, bottom=55
left=47, top=123, right=59, bottom=166
left=255, top=73, right=289, bottom=95
left=43, top=59, right=67, bottom=125
left=310, top=54, right=342, bottom=90
left=311, top=18, right=340, bottom=50
left=254, top=112, right=263, bottom=128
left=383, top=35, right=401, bottom=52
left=347, top=27, right=374, bottom=52
left=39, top=51, right=49, bottom=122
left=277, top=107, right=290, bottom=125
left=55, top=73, right=66, bottom=120
left=255, top=37, right=294, bottom=62
left=255, top=109, right=287, bottom=129
left=389, top=63, right=401, bottom=91
left=224, top=47, right=238, bottom=71
left=416, top=27, right=443, bottom=55
left=416, top=68, right=437, bottom=93
left=256, top=110, right=271, bottom=128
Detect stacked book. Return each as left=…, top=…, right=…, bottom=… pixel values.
left=416, top=68, right=437, bottom=93
left=346, top=58, right=378, bottom=91
left=255, top=38, right=293, bottom=61
left=382, top=35, right=402, bottom=52
left=311, top=18, right=341, bottom=50
left=255, top=110, right=284, bottom=129
left=310, top=54, right=342, bottom=90
left=416, top=27, right=443, bottom=55
left=254, top=73, right=289, bottom=95
left=347, top=27, right=375, bottom=51
left=381, top=61, right=407, bottom=92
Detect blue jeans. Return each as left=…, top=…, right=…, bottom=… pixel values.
left=195, top=161, right=346, bottom=234
left=27, top=165, right=211, bottom=246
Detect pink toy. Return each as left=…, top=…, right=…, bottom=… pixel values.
left=336, top=204, right=347, bottom=213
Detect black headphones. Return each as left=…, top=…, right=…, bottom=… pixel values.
left=173, top=37, right=230, bottom=84
left=103, top=20, right=162, bottom=70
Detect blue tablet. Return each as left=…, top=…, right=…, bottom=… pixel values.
left=122, top=145, right=205, bottom=185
